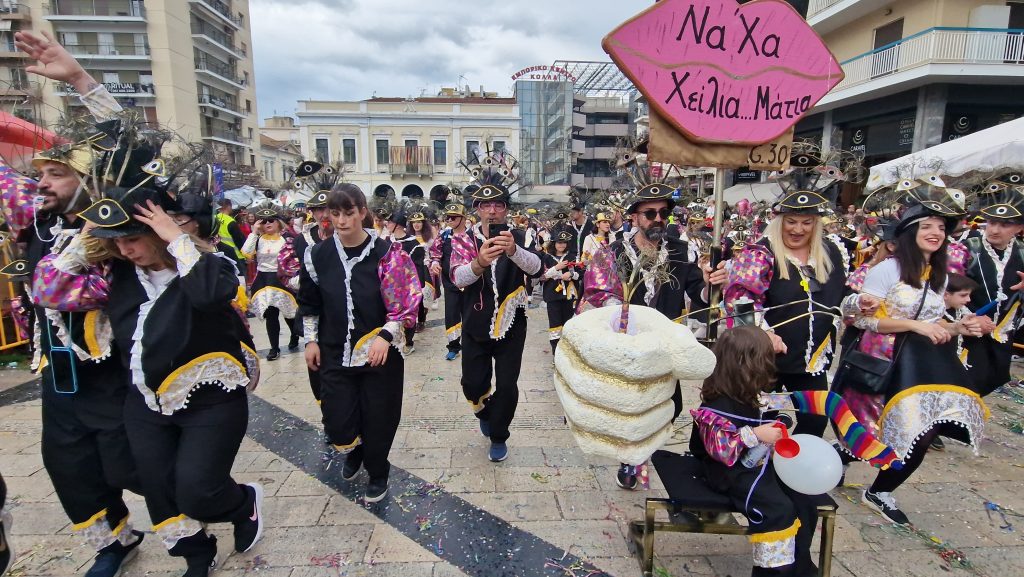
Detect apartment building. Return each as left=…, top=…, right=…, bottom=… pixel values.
left=797, top=0, right=1024, bottom=195
left=0, top=0, right=259, bottom=168
left=295, top=92, right=519, bottom=201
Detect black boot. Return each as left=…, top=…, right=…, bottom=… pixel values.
left=287, top=335, right=300, bottom=351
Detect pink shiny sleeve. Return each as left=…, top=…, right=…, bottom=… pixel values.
left=379, top=242, right=423, bottom=329
left=946, top=241, right=968, bottom=275
left=580, top=244, right=623, bottom=311
left=690, top=408, right=749, bottom=467
left=0, top=163, right=36, bottom=235
left=723, top=245, right=773, bottom=317
left=847, top=264, right=871, bottom=292
left=277, top=235, right=300, bottom=284
left=448, top=231, right=477, bottom=285
left=31, top=256, right=110, bottom=311
left=428, top=235, right=443, bottom=264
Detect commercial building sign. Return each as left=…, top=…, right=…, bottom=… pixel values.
left=511, top=65, right=578, bottom=83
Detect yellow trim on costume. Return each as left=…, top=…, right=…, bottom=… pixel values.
left=111, top=515, right=129, bottom=538
left=880, top=384, right=991, bottom=423
left=807, top=333, right=831, bottom=370
left=233, top=285, right=249, bottom=313
left=153, top=514, right=188, bottom=531
left=446, top=322, right=462, bottom=335
left=548, top=326, right=563, bottom=334
left=994, top=301, right=1019, bottom=343
left=354, top=328, right=382, bottom=351
left=241, top=342, right=257, bottom=358
left=492, top=286, right=525, bottom=339
left=749, top=519, right=801, bottom=543
left=425, top=282, right=436, bottom=293
left=332, top=436, right=362, bottom=451
left=72, top=508, right=108, bottom=531
left=83, top=310, right=102, bottom=358
left=316, top=399, right=322, bottom=406
left=250, top=286, right=298, bottom=308
left=37, top=355, right=49, bottom=374
left=156, top=352, right=246, bottom=396
left=468, top=389, right=494, bottom=412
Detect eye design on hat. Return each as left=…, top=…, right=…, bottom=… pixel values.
left=1004, top=173, right=1023, bottom=185
left=896, top=179, right=920, bottom=192
left=986, top=182, right=1007, bottom=194
left=79, top=198, right=131, bottom=227
left=790, top=152, right=818, bottom=167
left=0, top=260, right=28, bottom=277
left=922, top=174, right=946, bottom=187
left=142, top=159, right=167, bottom=177
left=295, top=160, right=322, bottom=177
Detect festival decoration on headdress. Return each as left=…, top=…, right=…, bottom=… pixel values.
left=407, top=198, right=440, bottom=223
left=370, top=189, right=399, bottom=220
left=289, top=159, right=346, bottom=202
left=612, top=137, right=691, bottom=213
left=768, top=142, right=865, bottom=214
left=458, top=144, right=521, bottom=204
left=973, top=176, right=1024, bottom=221
left=788, top=390, right=902, bottom=470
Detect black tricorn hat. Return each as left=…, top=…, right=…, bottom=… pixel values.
left=306, top=190, right=329, bottom=208
left=625, top=183, right=676, bottom=214
left=554, top=230, right=573, bottom=243
left=254, top=206, right=283, bottom=221
left=80, top=187, right=180, bottom=238
left=773, top=190, right=829, bottom=214
left=470, top=184, right=510, bottom=205
left=976, top=182, right=1024, bottom=222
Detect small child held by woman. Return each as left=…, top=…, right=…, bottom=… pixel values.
left=689, top=326, right=820, bottom=577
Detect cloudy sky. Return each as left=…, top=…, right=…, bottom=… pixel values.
left=250, top=0, right=650, bottom=119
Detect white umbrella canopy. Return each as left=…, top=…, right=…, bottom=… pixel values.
left=867, top=117, right=1024, bottom=191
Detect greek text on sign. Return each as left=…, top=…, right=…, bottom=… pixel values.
left=603, top=0, right=843, bottom=145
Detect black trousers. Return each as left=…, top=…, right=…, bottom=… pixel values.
left=319, top=348, right=404, bottom=480
left=461, top=315, right=528, bottom=443
left=293, top=317, right=322, bottom=401
left=41, top=386, right=139, bottom=551
left=775, top=372, right=828, bottom=437
left=264, top=306, right=298, bottom=350
left=545, top=299, right=576, bottom=354
left=124, top=387, right=250, bottom=559
left=443, top=284, right=462, bottom=353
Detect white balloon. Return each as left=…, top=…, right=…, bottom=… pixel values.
left=773, top=434, right=843, bottom=495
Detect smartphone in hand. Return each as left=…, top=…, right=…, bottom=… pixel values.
left=488, top=223, right=509, bottom=238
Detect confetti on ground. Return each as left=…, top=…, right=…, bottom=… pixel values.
left=881, top=524, right=974, bottom=571
left=311, top=552, right=350, bottom=568
left=531, top=472, right=551, bottom=483
left=244, top=554, right=269, bottom=573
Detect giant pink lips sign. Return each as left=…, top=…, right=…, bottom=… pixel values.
left=603, top=0, right=843, bottom=145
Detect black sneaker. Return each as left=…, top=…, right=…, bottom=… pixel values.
left=616, top=464, right=638, bottom=490
left=233, top=483, right=264, bottom=553
left=266, top=348, right=280, bottom=361
left=287, top=336, right=300, bottom=351
left=365, top=477, right=388, bottom=503
left=862, top=489, right=910, bottom=525
left=929, top=437, right=946, bottom=451
left=0, top=510, right=14, bottom=577
left=85, top=531, right=144, bottom=577
left=182, top=552, right=218, bottom=577
left=342, top=450, right=363, bottom=481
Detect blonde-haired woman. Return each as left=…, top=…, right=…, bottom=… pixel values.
left=724, top=191, right=849, bottom=437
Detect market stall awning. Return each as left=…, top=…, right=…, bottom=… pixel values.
left=867, top=117, right=1024, bottom=191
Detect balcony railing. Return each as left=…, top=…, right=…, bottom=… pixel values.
left=57, top=81, right=154, bottom=95
left=63, top=43, right=150, bottom=57
left=191, top=21, right=246, bottom=57
left=204, top=129, right=250, bottom=145
left=191, top=0, right=241, bottom=27
left=195, top=59, right=246, bottom=87
left=198, top=93, right=246, bottom=115
left=0, top=3, right=28, bottom=17
left=49, top=0, right=145, bottom=18
left=833, top=28, right=1024, bottom=92
left=808, top=0, right=844, bottom=18
left=389, top=146, right=434, bottom=176
left=0, top=80, right=40, bottom=96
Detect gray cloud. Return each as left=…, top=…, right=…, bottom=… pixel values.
left=250, top=0, right=650, bottom=119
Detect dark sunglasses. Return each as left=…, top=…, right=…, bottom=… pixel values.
left=258, top=219, right=276, bottom=224
left=445, top=215, right=461, bottom=221
left=639, top=208, right=672, bottom=221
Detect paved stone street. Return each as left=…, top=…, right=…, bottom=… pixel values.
left=1, top=304, right=1023, bottom=577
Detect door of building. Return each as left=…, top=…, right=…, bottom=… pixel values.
left=871, top=19, right=904, bottom=78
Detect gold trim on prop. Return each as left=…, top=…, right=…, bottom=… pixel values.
left=558, top=338, right=673, bottom=391
left=565, top=418, right=669, bottom=449
left=555, top=372, right=674, bottom=420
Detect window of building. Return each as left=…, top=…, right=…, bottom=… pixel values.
left=102, top=72, right=120, bottom=83
left=314, top=138, right=329, bottom=163
left=250, top=154, right=256, bottom=166
left=433, top=140, right=446, bottom=166
left=245, top=99, right=252, bottom=113
left=492, top=140, right=506, bottom=153
left=466, top=140, right=479, bottom=162
left=248, top=128, right=254, bottom=140
left=376, top=139, right=389, bottom=167
left=343, top=138, right=356, bottom=164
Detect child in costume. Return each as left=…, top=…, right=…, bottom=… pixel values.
left=689, top=326, right=819, bottom=577
left=540, top=230, right=580, bottom=354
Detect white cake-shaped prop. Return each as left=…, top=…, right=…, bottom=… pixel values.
left=554, top=305, right=717, bottom=465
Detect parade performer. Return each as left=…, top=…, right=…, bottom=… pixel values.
left=299, top=183, right=421, bottom=502
left=451, top=151, right=541, bottom=462
left=386, top=204, right=426, bottom=355
left=242, top=205, right=299, bottom=360
left=429, top=197, right=469, bottom=361
left=690, top=326, right=820, bottom=577
left=541, top=230, right=581, bottom=354
left=580, top=212, right=612, bottom=263
left=839, top=189, right=988, bottom=526
left=35, top=181, right=264, bottom=576
left=6, top=32, right=146, bottom=577
left=408, top=207, right=436, bottom=330
left=581, top=176, right=718, bottom=490
left=724, top=157, right=855, bottom=438
left=961, top=181, right=1024, bottom=396
left=278, top=160, right=341, bottom=403
left=567, top=194, right=594, bottom=258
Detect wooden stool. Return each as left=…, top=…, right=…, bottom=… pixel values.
left=627, top=450, right=838, bottom=577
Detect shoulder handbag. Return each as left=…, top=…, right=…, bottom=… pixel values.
left=833, top=284, right=929, bottom=395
